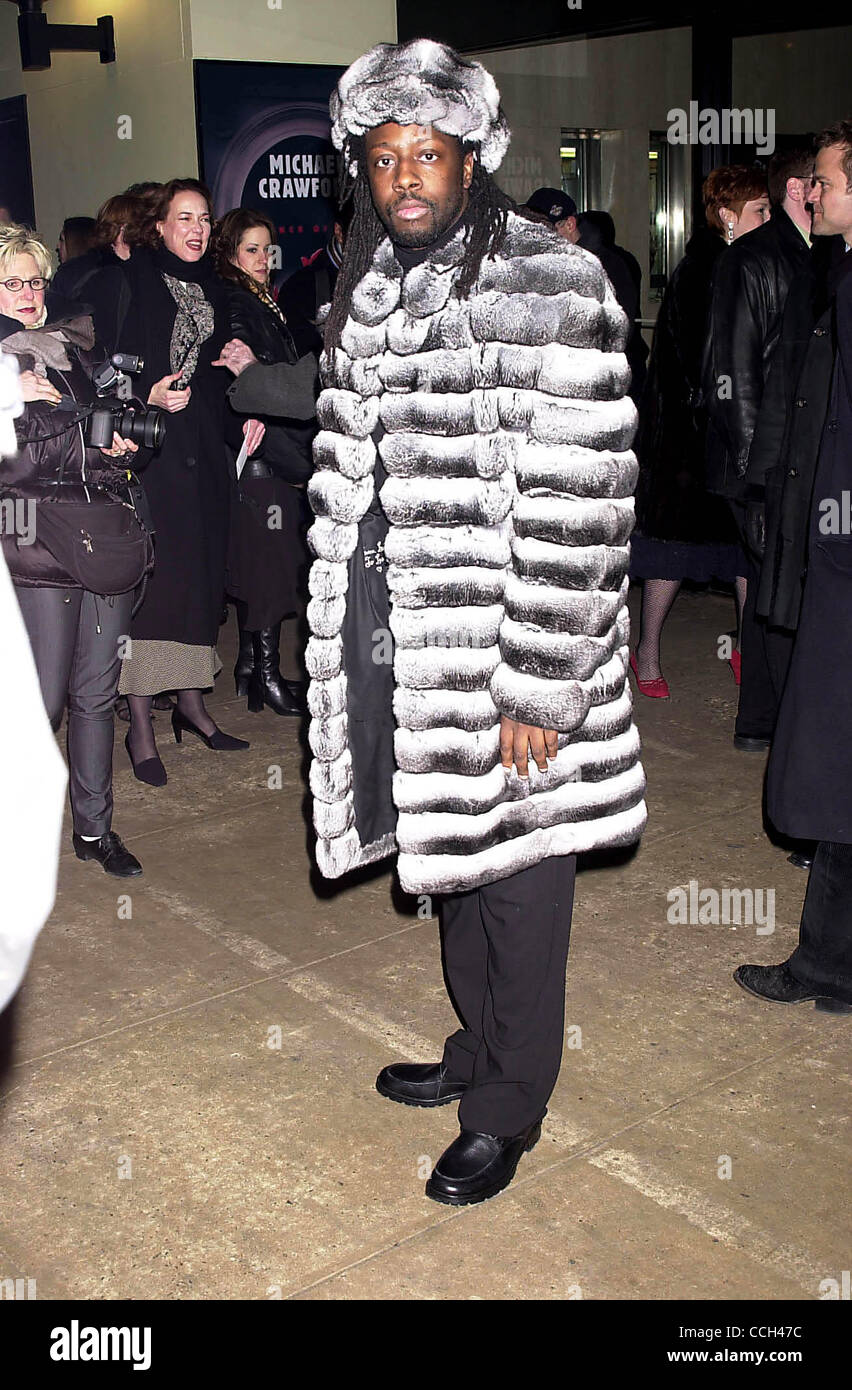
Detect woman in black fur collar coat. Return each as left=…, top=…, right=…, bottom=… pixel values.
left=212, top=209, right=313, bottom=718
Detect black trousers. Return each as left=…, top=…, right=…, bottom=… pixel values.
left=729, top=502, right=794, bottom=739
left=439, top=854, right=577, bottom=1136
left=14, top=585, right=133, bottom=837
left=790, top=841, right=852, bottom=1004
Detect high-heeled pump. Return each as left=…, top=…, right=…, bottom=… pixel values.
left=124, top=732, right=167, bottom=786
left=630, top=651, right=671, bottom=700
left=171, top=708, right=249, bottom=750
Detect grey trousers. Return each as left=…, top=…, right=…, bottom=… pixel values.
left=14, top=585, right=134, bottom=837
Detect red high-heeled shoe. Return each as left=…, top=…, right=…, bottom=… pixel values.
left=630, top=651, right=671, bottom=700
left=729, top=648, right=742, bottom=685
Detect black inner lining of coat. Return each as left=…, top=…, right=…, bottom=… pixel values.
left=343, top=424, right=397, bottom=850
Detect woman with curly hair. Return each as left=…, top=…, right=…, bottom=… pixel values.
left=211, top=209, right=312, bottom=717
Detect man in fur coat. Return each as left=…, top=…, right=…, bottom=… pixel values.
left=306, top=39, right=646, bottom=1204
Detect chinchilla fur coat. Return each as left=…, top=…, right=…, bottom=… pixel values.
left=306, top=210, right=646, bottom=895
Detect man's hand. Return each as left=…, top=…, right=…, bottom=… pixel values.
left=19, top=370, right=62, bottom=406
left=213, top=338, right=257, bottom=376
left=500, top=717, right=558, bottom=777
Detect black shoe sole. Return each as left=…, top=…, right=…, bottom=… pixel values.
left=425, top=1122, right=542, bottom=1206
left=733, top=737, right=771, bottom=752
left=375, top=1076, right=466, bottom=1108
left=733, top=969, right=850, bottom=1013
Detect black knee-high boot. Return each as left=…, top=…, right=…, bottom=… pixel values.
left=248, top=624, right=305, bottom=716
left=234, top=604, right=255, bottom=698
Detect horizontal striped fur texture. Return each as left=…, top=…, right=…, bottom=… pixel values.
left=307, top=211, right=646, bottom=893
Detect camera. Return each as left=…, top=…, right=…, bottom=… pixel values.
left=84, top=354, right=166, bottom=451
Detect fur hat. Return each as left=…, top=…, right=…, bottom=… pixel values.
left=330, top=39, right=511, bottom=176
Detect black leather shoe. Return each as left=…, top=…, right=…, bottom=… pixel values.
left=734, top=961, right=852, bottom=1013
left=73, top=831, right=142, bottom=878
left=376, top=1062, right=468, bottom=1108
left=733, top=734, right=771, bottom=752
left=787, top=851, right=814, bottom=870
left=425, top=1118, right=544, bottom=1206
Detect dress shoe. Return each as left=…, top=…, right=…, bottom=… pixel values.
left=376, top=1062, right=468, bottom=1108
left=787, top=851, right=814, bottom=870
left=630, top=651, right=670, bottom=699
left=733, top=734, right=771, bottom=752
left=172, top=709, right=249, bottom=750
left=734, top=961, right=852, bottom=1014
left=247, top=625, right=305, bottom=716
left=125, top=732, right=167, bottom=786
left=425, top=1118, right=544, bottom=1205
left=73, top=830, right=142, bottom=878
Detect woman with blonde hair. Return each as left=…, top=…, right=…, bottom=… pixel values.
left=0, top=224, right=145, bottom=875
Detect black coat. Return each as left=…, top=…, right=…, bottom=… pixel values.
left=746, top=238, right=845, bottom=629
left=0, top=308, right=122, bottom=588
left=48, top=248, right=131, bottom=353
left=276, top=245, right=339, bottom=356
left=223, top=283, right=318, bottom=628
left=578, top=222, right=647, bottom=403
left=703, top=209, right=812, bottom=500
left=766, top=252, right=852, bottom=842
left=93, top=246, right=231, bottom=647
left=634, top=227, right=735, bottom=543
left=224, top=283, right=315, bottom=484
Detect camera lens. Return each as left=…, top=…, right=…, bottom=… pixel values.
left=117, top=405, right=165, bottom=451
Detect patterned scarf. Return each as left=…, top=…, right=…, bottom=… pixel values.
left=161, top=274, right=214, bottom=387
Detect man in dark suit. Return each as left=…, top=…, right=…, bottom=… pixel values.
left=703, top=146, right=815, bottom=754
left=735, top=120, right=852, bottom=1014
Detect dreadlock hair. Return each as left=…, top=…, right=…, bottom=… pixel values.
left=324, top=136, right=516, bottom=352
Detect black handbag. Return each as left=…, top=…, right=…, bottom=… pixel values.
left=33, top=476, right=154, bottom=595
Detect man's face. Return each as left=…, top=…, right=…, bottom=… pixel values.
left=555, top=214, right=579, bottom=243
left=810, top=143, right=852, bottom=241
left=364, top=123, right=474, bottom=248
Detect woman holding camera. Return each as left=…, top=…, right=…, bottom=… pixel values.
left=98, top=178, right=248, bottom=784
left=0, top=224, right=143, bottom=876
left=211, top=209, right=313, bottom=717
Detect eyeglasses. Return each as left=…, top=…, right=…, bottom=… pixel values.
left=0, top=277, right=47, bottom=292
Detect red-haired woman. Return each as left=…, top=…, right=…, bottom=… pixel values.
left=630, top=165, right=770, bottom=698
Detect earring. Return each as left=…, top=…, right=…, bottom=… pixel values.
left=726, top=220, right=735, bottom=244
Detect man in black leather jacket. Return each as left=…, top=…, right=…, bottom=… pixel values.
left=703, top=147, right=815, bottom=752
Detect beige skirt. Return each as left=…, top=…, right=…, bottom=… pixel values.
left=118, top=640, right=223, bottom=696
